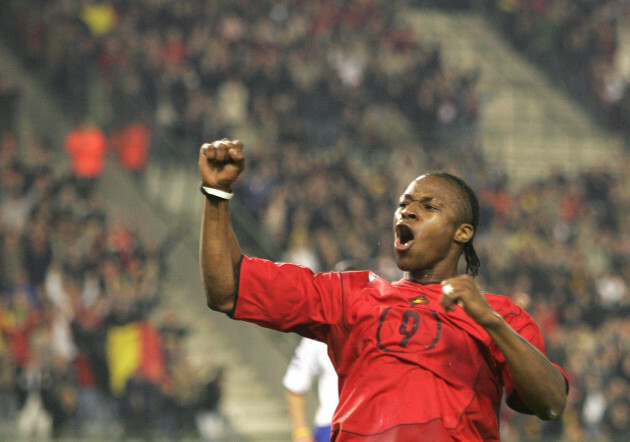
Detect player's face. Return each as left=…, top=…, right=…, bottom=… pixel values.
left=393, top=175, right=469, bottom=279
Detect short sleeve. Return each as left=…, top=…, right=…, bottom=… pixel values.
left=231, top=256, right=346, bottom=340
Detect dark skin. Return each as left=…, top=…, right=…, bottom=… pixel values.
left=198, top=139, right=244, bottom=313
left=199, top=140, right=567, bottom=422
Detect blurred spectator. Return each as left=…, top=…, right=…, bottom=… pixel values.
left=119, top=370, right=161, bottom=438
left=109, top=121, right=151, bottom=182
left=15, top=354, right=53, bottom=439
left=81, top=1, right=117, bottom=37
left=195, top=366, right=225, bottom=440
left=40, top=355, right=80, bottom=437
left=64, top=119, right=108, bottom=199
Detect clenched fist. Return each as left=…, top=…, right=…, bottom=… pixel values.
left=198, top=139, right=245, bottom=190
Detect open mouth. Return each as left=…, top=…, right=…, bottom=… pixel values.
left=395, top=224, right=414, bottom=251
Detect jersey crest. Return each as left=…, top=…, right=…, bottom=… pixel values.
left=408, top=295, right=429, bottom=305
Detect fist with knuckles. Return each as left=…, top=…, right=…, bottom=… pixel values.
left=199, top=139, right=245, bottom=191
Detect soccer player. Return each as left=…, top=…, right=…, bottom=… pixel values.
left=283, top=337, right=339, bottom=442
left=197, top=139, right=568, bottom=441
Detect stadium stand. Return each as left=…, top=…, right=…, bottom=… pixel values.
left=487, top=0, right=630, bottom=141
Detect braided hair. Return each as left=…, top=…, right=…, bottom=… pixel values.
left=426, top=172, right=481, bottom=276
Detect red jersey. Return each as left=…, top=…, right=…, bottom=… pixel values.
left=232, top=256, right=566, bottom=441
left=65, top=126, right=108, bottom=178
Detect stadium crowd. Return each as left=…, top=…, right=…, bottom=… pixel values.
left=488, top=0, right=630, bottom=145
left=1, top=0, right=630, bottom=440
left=0, top=129, right=225, bottom=439
left=0, top=0, right=480, bottom=163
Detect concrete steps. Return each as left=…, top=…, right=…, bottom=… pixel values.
left=159, top=281, right=293, bottom=441
left=402, top=9, right=623, bottom=189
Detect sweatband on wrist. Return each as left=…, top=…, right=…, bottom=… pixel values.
left=200, top=184, right=233, bottom=200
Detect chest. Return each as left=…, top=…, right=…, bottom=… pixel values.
left=336, top=284, right=496, bottom=384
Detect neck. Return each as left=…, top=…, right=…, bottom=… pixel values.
left=403, top=266, right=459, bottom=284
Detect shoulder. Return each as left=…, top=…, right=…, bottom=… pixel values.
left=243, top=256, right=373, bottom=282
left=240, top=256, right=375, bottom=297
left=337, top=271, right=401, bottom=300
left=485, top=292, right=522, bottom=312
left=485, top=292, right=542, bottom=337
left=336, top=270, right=376, bottom=286
left=485, top=292, right=533, bottom=322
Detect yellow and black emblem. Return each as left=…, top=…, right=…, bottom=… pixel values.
left=408, top=295, right=428, bottom=306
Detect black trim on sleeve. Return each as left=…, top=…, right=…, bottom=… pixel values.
left=227, top=254, right=244, bottom=319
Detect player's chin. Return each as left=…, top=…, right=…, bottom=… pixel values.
left=394, top=251, right=413, bottom=271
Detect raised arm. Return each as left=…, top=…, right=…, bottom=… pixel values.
left=440, top=275, right=568, bottom=420
left=198, top=139, right=245, bottom=313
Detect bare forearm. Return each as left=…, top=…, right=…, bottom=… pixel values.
left=227, top=218, right=242, bottom=269
left=200, top=197, right=241, bottom=312
left=286, top=390, right=312, bottom=441
left=484, top=314, right=567, bottom=420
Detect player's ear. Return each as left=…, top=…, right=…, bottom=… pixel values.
left=454, top=223, right=473, bottom=244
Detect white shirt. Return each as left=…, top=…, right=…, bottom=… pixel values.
left=283, top=338, right=339, bottom=427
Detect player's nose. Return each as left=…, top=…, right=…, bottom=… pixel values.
left=401, top=206, right=417, bottom=220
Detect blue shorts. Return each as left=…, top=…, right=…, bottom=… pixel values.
left=314, top=425, right=331, bottom=442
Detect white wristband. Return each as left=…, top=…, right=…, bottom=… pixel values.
left=200, top=185, right=233, bottom=200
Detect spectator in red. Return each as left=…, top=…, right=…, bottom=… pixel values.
left=65, top=119, right=107, bottom=199
left=110, top=122, right=151, bottom=182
